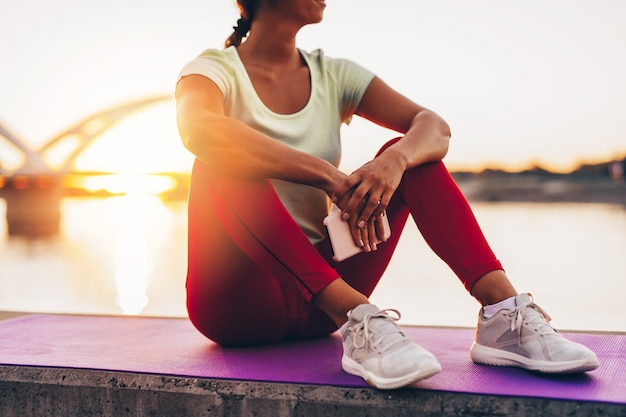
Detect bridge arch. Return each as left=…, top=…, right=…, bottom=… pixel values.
left=0, top=95, right=174, bottom=236
left=1, top=95, right=172, bottom=175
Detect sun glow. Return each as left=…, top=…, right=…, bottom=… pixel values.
left=71, top=101, right=194, bottom=176
left=81, top=174, right=176, bottom=195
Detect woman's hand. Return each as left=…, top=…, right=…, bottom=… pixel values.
left=330, top=148, right=406, bottom=251
left=330, top=75, right=451, bottom=252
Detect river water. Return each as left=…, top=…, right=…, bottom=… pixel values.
left=1, top=196, right=625, bottom=332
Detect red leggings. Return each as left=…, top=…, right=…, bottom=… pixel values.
left=186, top=138, right=503, bottom=346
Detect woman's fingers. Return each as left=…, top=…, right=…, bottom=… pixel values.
left=331, top=156, right=401, bottom=251
left=373, top=211, right=388, bottom=243
left=350, top=210, right=388, bottom=252
left=358, top=192, right=388, bottom=229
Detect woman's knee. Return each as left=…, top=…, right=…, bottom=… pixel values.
left=188, top=306, right=293, bottom=346
left=186, top=285, right=297, bottom=346
left=375, top=137, right=403, bottom=157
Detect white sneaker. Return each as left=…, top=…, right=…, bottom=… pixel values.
left=341, top=304, right=441, bottom=389
left=470, top=293, right=600, bottom=373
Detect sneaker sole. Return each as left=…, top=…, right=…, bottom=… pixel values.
left=470, top=342, right=600, bottom=373
left=341, top=355, right=442, bottom=390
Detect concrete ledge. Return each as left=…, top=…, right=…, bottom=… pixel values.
left=1, top=365, right=624, bottom=417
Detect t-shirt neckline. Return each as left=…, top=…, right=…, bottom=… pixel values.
left=228, top=46, right=315, bottom=118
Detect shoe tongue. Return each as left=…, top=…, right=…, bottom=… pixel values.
left=349, top=304, right=406, bottom=349
left=515, top=293, right=531, bottom=306
left=349, top=304, right=381, bottom=322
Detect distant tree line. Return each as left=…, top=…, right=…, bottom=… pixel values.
left=452, top=156, right=626, bottom=182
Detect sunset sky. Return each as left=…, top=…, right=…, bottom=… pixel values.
left=1, top=0, right=625, bottom=175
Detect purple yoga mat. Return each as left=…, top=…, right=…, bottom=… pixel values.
left=0, top=314, right=624, bottom=404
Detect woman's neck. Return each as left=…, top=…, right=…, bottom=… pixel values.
left=237, top=15, right=302, bottom=68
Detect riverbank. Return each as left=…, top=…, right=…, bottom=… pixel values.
left=454, top=176, right=626, bottom=205
left=452, top=157, right=626, bottom=205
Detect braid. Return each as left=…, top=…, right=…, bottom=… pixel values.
left=224, top=0, right=257, bottom=48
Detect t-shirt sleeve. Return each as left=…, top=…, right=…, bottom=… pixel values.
left=327, top=57, right=376, bottom=123
left=177, top=49, right=234, bottom=97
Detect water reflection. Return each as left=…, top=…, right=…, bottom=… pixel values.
left=0, top=194, right=189, bottom=317
left=110, top=195, right=154, bottom=315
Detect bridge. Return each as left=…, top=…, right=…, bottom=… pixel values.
left=0, top=96, right=173, bottom=236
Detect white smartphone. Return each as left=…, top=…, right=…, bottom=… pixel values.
left=323, top=210, right=391, bottom=262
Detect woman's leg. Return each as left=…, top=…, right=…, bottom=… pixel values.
left=186, top=160, right=346, bottom=346
left=397, top=161, right=519, bottom=303
left=325, top=139, right=596, bottom=378
left=186, top=139, right=512, bottom=345
left=398, top=162, right=507, bottom=290
left=322, top=138, right=515, bottom=305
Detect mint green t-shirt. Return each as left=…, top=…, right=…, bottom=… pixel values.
left=178, top=46, right=375, bottom=244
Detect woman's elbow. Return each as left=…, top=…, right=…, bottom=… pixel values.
left=179, top=129, right=224, bottom=171
left=431, top=137, right=449, bottom=162
left=177, top=115, right=215, bottom=158
left=177, top=123, right=200, bottom=157
left=438, top=136, right=450, bottom=160
left=180, top=130, right=200, bottom=155
left=433, top=114, right=451, bottom=160
left=441, top=117, right=452, bottom=140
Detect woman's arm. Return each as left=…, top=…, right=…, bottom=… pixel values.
left=357, top=76, right=451, bottom=169
left=331, top=76, right=452, bottom=250
left=176, top=74, right=345, bottom=194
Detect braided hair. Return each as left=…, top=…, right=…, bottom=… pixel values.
left=225, top=0, right=258, bottom=47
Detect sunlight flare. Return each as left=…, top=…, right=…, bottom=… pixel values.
left=110, top=195, right=161, bottom=315
left=81, top=173, right=176, bottom=195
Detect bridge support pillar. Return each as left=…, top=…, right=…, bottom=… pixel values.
left=2, top=175, right=62, bottom=237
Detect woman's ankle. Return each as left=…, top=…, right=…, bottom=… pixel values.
left=471, top=270, right=518, bottom=306
left=313, top=279, right=369, bottom=327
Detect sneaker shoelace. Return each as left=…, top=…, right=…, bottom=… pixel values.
left=509, top=295, right=554, bottom=345
left=350, top=309, right=406, bottom=353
